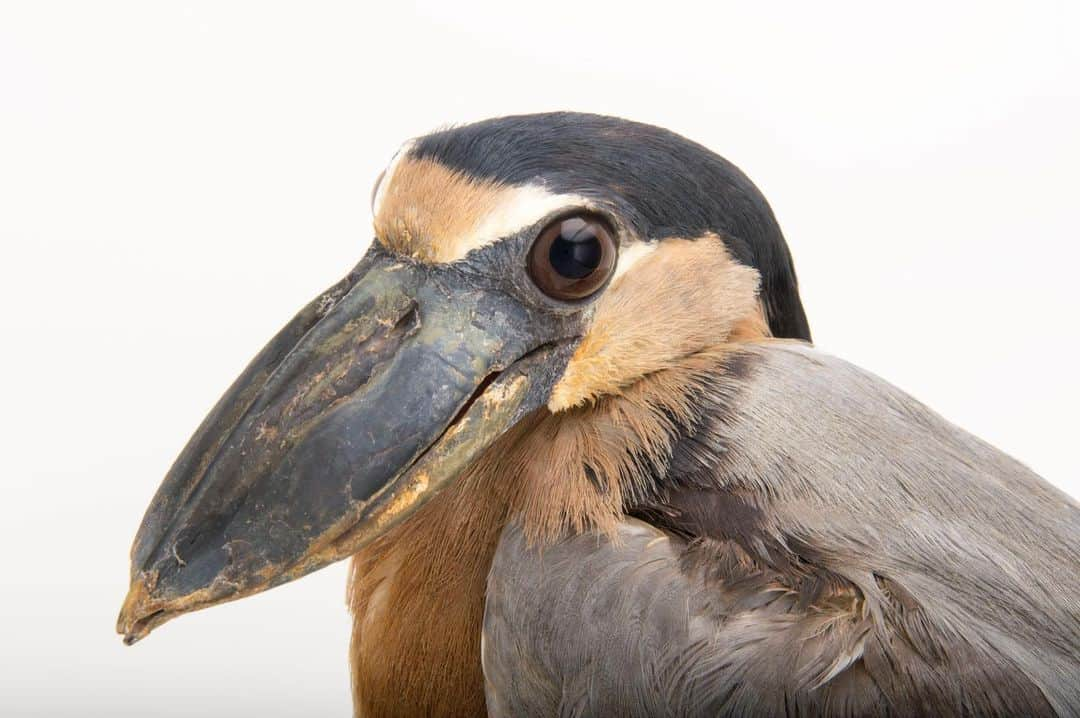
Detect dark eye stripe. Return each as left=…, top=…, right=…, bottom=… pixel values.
left=528, top=214, right=617, bottom=300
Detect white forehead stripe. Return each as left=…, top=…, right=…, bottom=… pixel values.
left=457, top=184, right=592, bottom=259
left=371, top=139, right=414, bottom=219
left=612, top=240, right=659, bottom=283
left=373, top=150, right=596, bottom=263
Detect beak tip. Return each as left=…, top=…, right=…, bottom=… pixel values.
left=117, top=575, right=157, bottom=645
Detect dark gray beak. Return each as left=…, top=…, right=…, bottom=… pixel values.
left=118, top=245, right=576, bottom=643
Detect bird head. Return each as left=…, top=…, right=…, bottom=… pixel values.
left=117, top=113, right=809, bottom=643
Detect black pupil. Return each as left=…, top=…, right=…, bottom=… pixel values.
left=548, top=218, right=603, bottom=279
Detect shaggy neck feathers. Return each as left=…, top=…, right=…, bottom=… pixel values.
left=346, top=345, right=772, bottom=717
left=346, top=236, right=774, bottom=717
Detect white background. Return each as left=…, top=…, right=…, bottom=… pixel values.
left=2, top=2, right=1077, bottom=715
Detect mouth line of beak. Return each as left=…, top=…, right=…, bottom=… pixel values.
left=122, top=608, right=165, bottom=646
left=285, top=337, right=570, bottom=560
left=300, top=360, right=512, bottom=555
left=119, top=339, right=568, bottom=645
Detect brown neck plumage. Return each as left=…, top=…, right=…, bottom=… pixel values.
left=347, top=450, right=510, bottom=717
left=347, top=237, right=773, bottom=717
left=344, top=352, right=765, bottom=715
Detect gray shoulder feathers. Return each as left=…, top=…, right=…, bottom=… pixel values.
left=484, top=344, right=1080, bottom=717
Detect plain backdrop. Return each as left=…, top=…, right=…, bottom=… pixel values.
left=2, top=1, right=1078, bottom=715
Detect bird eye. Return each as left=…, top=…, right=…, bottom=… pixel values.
left=527, top=214, right=617, bottom=300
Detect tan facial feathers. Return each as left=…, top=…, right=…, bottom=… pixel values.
left=373, top=155, right=589, bottom=263
left=549, top=235, right=768, bottom=411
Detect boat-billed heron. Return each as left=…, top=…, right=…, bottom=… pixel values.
left=118, top=112, right=1080, bottom=716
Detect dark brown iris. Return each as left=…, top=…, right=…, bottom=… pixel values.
left=527, top=214, right=617, bottom=300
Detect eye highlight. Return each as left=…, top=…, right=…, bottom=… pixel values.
left=527, top=214, right=617, bottom=300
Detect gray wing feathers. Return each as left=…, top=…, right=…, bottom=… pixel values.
left=483, top=520, right=893, bottom=717
left=716, top=344, right=1080, bottom=713
left=483, top=520, right=717, bottom=718
left=483, top=344, right=1080, bottom=716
